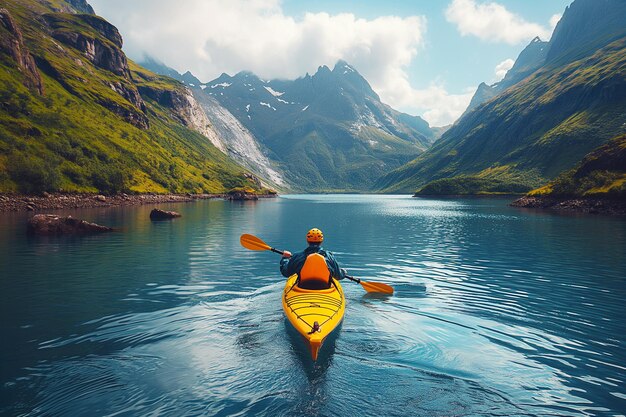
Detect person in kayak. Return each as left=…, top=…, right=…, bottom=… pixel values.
left=280, top=228, right=347, bottom=290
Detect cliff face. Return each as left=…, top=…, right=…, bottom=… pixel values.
left=47, top=15, right=128, bottom=76
left=139, top=57, right=287, bottom=189
left=177, top=88, right=227, bottom=153
left=192, top=91, right=286, bottom=188
left=38, top=12, right=149, bottom=128
left=0, top=8, right=44, bottom=95
left=135, top=78, right=226, bottom=152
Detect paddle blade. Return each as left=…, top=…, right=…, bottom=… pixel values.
left=360, top=280, right=394, bottom=295
left=240, top=234, right=271, bottom=251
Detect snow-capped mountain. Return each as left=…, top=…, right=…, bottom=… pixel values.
left=200, top=61, right=437, bottom=191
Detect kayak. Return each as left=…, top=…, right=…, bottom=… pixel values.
left=282, top=274, right=345, bottom=360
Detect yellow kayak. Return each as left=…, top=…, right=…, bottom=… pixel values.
left=282, top=274, right=345, bottom=360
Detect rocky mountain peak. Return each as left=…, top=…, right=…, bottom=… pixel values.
left=547, top=0, right=626, bottom=65
left=464, top=36, right=549, bottom=114
left=315, top=64, right=331, bottom=75
left=180, top=71, right=200, bottom=85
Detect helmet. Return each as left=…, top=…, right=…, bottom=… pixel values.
left=306, top=228, right=324, bottom=243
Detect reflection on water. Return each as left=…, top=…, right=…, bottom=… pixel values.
left=1, top=196, right=625, bottom=416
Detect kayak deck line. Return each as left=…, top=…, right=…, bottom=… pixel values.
left=284, top=289, right=342, bottom=328
left=282, top=274, right=345, bottom=360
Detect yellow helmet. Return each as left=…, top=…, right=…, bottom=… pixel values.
left=306, top=228, right=324, bottom=243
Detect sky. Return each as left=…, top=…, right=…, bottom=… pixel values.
left=88, top=0, right=573, bottom=127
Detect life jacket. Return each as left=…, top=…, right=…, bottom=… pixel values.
left=298, top=253, right=331, bottom=290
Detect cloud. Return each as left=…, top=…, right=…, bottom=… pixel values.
left=494, top=58, right=514, bottom=81
left=89, top=0, right=469, bottom=126
left=550, top=13, right=562, bottom=31
left=380, top=76, right=476, bottom=127
left=445, top=0, right=553, bottom=44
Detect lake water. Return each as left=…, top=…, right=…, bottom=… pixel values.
left=1, top=195, right=625, bottom=416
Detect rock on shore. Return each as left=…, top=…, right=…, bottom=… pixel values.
left=227, top=191, right=259, bottom=201
left=511, top=196, right=626, bottom=215
left=27, top=214, right=113, bottom=235
left=0, top=192, right=278, bottom=212
left=0, top=193, right=219, bottom=212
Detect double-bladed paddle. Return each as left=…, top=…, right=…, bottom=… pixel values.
left=240, top=233, right=394, bottom=295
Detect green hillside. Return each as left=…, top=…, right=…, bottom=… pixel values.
left=0, top=0, right=260, bottom=194
left=377, top=35, right=626, bottom=194
left=528, top=133, right=626, bottom=199
left=377, top=0, right=626, bottom=195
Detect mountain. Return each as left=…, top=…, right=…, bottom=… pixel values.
left=200, top=61, right=437, bottom=191
left=465, top=37, right=549, bottom=114
left=140, top=57, right=286, bottom=189
left=377, top=0, right=626, bottom=195
left=546, top=0, right=626, bottom=66
left=0, top=0, right=263, bottom=194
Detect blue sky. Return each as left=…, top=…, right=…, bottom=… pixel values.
left=90, top=0, right=574, bottom=126
left=282, top=0, right=571, bottom=90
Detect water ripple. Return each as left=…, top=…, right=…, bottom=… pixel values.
left=1, top=196, right=625, bottom=416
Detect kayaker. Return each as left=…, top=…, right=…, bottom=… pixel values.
left=280, top=228, right=347, bottom=289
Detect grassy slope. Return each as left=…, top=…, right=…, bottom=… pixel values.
left=266, top=122, right=422, bottom=191
left=528, top=133, right=626, bottom=199
left=378, top=36, right=626, bottom=194
left=0, top=0, right=258, bottom=194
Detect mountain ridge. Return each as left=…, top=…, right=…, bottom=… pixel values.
left=200, top=60, right=437, bottom=191
left=377, top=0, right=626, bottom=195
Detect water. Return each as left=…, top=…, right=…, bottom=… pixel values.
left=1, top=195, right=625, bottom=416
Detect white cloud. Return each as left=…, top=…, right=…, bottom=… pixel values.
left=494, top=58, right=514, bottom=81
left=380, top=76, right=476, bottom=126
left=549, top=13, right=562, bottom=31
left=89, top=0, right=469, bottom=126
left=419, top=86, right=476, bottom=127
left=445, top=0, right=552, bottom=44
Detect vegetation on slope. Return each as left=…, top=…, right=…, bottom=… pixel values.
left=527, top=133, right=626, bottom=199
left=377, top=34, right=626, bottom=195
left=0, top=0, right=260, bottom=194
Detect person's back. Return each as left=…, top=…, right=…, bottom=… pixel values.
left=280, top=228, right=346, bottom=289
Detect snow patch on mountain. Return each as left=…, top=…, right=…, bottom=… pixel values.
left=263, top=86, right=284, bottom=97
left=211, top=82, right=232, bottom=89
left=260, top=102, right=276, bottom=111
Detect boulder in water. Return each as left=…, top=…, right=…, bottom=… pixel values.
left=150, top=208, right=181, bottom=220
left=27, top=214, right=113, bottom=235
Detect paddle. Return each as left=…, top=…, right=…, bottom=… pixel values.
left=344, top=275, right=394, bottom=295
left=240, top=233, right=286, bottom=255
left=239, top=233, right=394, bottom=295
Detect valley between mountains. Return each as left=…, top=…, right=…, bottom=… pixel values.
left=1, top=0, right=624, bottom=210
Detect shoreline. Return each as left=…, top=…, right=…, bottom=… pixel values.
left=0, top=193, right=277, bottom=212
left=510, top=196, right=626, bottom=216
